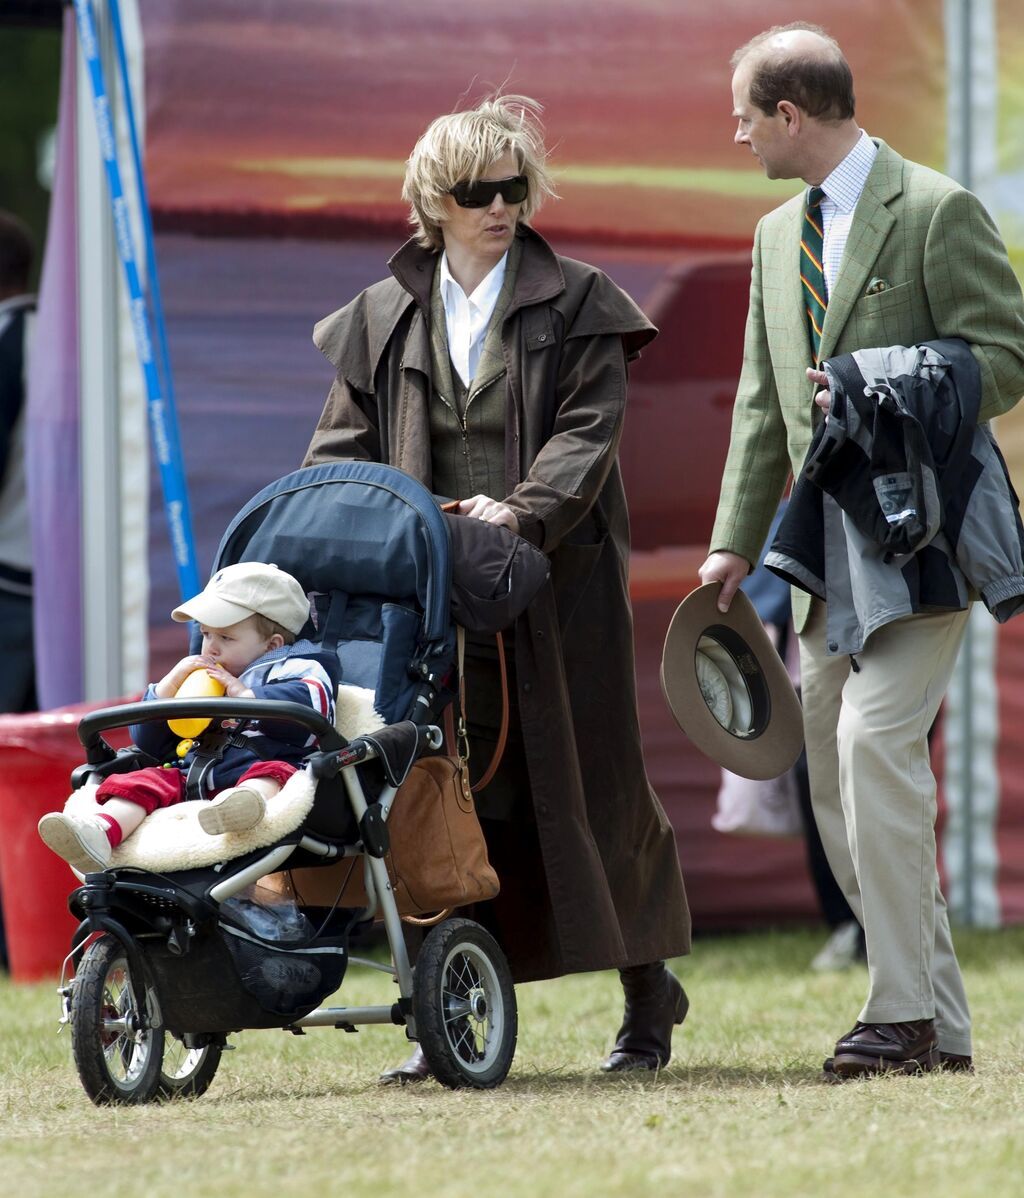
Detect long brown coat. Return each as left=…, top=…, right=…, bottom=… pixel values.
left=304, top=227, right=690, bottom=981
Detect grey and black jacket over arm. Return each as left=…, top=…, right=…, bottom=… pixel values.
left=766, top=339, right=1024, bottom=655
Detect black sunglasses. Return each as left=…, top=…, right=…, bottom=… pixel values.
left=448, top=174, right=529, bottom=208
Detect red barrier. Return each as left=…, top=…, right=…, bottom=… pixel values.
left=0, top=701, right=133, bottom=981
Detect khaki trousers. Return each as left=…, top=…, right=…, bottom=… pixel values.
left=798, top=600, right=972, bottom=1055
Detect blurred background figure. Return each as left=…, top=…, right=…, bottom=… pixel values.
left=0, top=209, right=37, bottom=974
left=0, top=210, right=36, bottom=716
left=713, top=502, right=866, bottom=971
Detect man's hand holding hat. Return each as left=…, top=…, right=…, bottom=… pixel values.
left=699, top=550, right=751, bottom=613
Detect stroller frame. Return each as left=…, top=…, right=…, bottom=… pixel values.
left=59, top=462, right=519, bottom=1105
left=63, top=696, right=517, bottom=1102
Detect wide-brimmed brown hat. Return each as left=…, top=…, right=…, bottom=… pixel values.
left=660, top=582, right=804, bottom=780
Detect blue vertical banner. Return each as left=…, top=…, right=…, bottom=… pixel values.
left=73, top=0, right=200, bottom=602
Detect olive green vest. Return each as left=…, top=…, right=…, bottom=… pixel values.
left=429, top=240, right=520, bottom=502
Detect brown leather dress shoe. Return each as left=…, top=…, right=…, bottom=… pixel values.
left=601, top=962, right=689, bottom=1072
left=379, top=1044, right=432, bottom=1085
left=936, top=1052, right=974, bottom=1073
left=829, top=1019, right=938, bottom=1079
left=822, top=1048, right=972, bottom=1081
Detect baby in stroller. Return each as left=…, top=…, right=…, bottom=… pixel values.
left=38, top=562, right=337, bottom=874
left=52, top=461, right=531, bottom=1105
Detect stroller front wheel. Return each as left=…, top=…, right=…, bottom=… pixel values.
left=158, top=1032, right=223, bottom=1100
left=413, top=917, right=517, bottom=1089
left=70, top=934, right=165, bottom=1105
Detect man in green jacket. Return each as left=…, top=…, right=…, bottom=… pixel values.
left=701, top=22, right=1024, bottom=1078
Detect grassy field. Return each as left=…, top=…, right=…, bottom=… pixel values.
left=2, top=926, right=1022, bottom=1198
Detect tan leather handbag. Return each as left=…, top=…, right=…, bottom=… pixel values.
left=268, top=632, right=506, bottom=919
left=268, top=755, right=498, bottom=917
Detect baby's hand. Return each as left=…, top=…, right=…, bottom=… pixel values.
left=154, top=655, right=216, bottom=699
left=205, top=662, right=253, bottom=699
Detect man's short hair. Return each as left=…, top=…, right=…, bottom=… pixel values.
left=732, top=22, right=855, bottom=122
left=402, top=94, right=558, bottom=250
left=0, top=211, right=34, bottom=292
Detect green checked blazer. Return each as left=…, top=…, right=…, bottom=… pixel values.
left=710, top=139, right=1024, bottom=630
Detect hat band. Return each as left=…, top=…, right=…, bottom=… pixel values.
left=696, top=624, right=772, bottom=739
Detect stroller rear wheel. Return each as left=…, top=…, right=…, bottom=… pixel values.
left=413, top=918, right=517, bottom=1089
left=159, top=1033, right=223, bottom=1100
left=70, top=935, right=164, bottom=1105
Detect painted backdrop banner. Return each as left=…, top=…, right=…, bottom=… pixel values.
left=129, top=1, right=1024, bottom=927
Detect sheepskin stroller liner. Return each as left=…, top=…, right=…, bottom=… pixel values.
left=60, top=462, right=518, bottom=1103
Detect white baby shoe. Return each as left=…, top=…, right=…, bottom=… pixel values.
left=198, top=786, right=266, bottom=835
left=38, top=811, right=113, bottom=873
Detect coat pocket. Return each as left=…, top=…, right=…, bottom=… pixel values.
left=550, top=518, right=609, bottom=628
left=850, top=278, right=920, bottom=342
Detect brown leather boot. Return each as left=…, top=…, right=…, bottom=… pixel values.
left=830, top=1019, right=938, bottom=1078
left=379, top=1044, right=432, bottom=1085
left=601, top=962, right=688, bottom=1072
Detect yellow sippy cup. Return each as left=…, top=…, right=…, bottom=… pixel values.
left=168, top=668, right=226, bottom=738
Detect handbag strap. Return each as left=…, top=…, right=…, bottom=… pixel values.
left=402, top=628, right=508, bottom=929
left=442, top=626, right=510, bottom=793
left=401, top=908, right=452, bottom=927
left=472, top=631, right=508, bottom=793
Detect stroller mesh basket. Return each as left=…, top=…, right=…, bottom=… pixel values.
left=144, top=919, right=349, bottom=1034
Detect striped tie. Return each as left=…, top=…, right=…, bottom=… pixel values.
left=801, top=185, right=827, bottom=362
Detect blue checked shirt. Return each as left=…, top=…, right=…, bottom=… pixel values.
left=814, top=131, right=878, bottom=297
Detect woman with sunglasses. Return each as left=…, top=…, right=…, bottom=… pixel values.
left=304, top=95, right=691, bottom=1083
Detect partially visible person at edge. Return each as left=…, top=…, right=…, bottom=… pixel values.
left=0, top=211, right=38, bottom=973
left=0, top=211, right=37, bottom=715
left=304, top=95, right=690, bottom=1082
left=700, top=23, right=1024, bottom=1079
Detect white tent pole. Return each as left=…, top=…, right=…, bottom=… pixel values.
left=76, top=0, right=124, bottom=701
left=943, top=0, right=1002, bottom=929
left=111, top=0, right=149, bottom=697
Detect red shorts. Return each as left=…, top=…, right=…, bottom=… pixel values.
left=95, top=760, right=297, bottom=816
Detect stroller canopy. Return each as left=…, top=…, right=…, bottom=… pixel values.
left=209, top=462, right=452, bottom=651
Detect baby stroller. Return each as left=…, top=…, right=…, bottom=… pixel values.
left=59, top=461, right=518, bottom=1104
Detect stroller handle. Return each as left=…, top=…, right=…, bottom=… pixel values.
left=77, top=698, right=346, bottom=762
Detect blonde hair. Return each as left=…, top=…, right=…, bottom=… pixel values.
left=402, top=94, right=558, bottom=250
